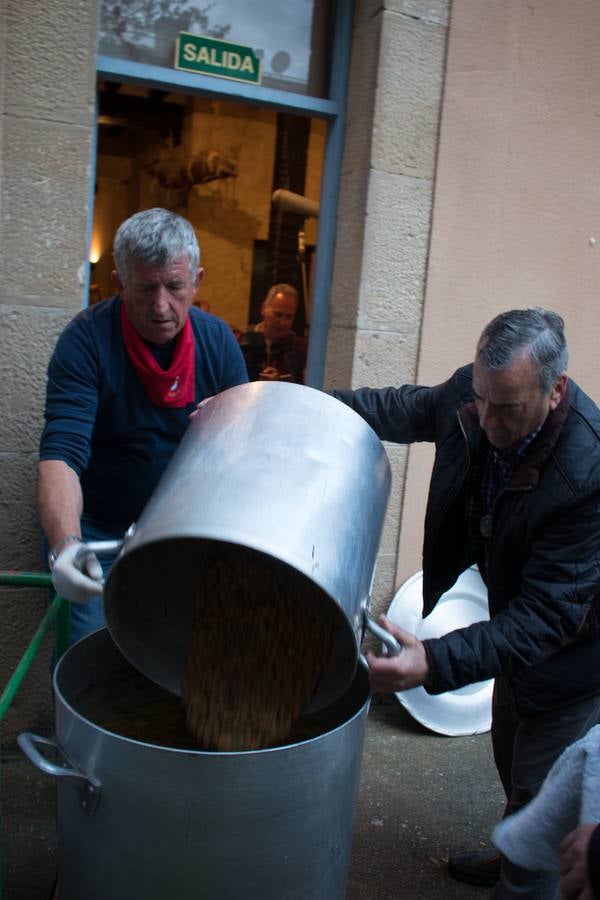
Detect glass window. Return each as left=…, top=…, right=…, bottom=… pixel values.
left=98, top=0, right=334, bottom=98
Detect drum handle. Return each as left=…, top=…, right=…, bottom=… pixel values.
left=74, top=521, right=136, bottom=565
left=72, top=539, right=125, bottom=589
left=17, top=732, right=101, bottom=816
left=75, top=539, right=124, bottom=560
left=359, top=612, right=402, bottom=669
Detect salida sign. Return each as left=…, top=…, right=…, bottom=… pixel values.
left=175, top=33, right=261, bottom=85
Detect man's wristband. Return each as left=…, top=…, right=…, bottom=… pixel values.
left=48, top=535, right=81, bottom=571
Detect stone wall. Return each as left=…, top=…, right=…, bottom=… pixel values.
left=0, top=0, right=97, bottom=741
left=325, top=0, right=450, bottom=621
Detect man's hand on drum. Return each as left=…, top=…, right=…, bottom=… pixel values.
left=366, top=616, right=430, bottom=692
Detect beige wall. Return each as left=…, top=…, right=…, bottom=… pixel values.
left=397, top=0, right=600, bottom=587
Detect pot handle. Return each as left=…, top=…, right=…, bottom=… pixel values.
left=75, top=539, right=124, bottom=561
left=73, top=538, right=126, bottom=588
left=17, top=733, right=101, bottom=816
left=74, top=522, right=136, bottom=565
left=360, top=613, right=402, bottom=669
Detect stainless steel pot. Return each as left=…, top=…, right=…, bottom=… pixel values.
left=19, top=627, right=371, bottom=900
left=92, top=381, right=396, bottom=711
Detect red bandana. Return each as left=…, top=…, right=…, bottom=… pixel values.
left=120, top=304, right=195, bottom=407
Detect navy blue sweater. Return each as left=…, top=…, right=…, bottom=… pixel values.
left=39, top=296, right=248, bottom=527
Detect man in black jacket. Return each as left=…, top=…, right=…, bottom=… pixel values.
left=331, top=308, right=600, bottom=899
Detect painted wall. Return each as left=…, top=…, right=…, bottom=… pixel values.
left=397, top=0, right=600, bottom=588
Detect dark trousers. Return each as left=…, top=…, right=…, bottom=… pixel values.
left=491, top=678, right=600, bottom=899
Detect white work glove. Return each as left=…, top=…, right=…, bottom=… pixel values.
left=51, top=542, right=104, bottom=604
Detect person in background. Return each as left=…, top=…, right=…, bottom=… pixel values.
left=330, top=308, right=600, bottom=899
left=561, top=823, right=600, bottom=899
left=239, top=283, right=307, bottom=383
left=38, top=207, right=248, bottom=645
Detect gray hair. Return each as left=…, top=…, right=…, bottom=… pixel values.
left=477, top=308, right=569, bottom=392
left=263, top=283, right=298, bottom=308
left=113, top=208, right=200, bottom=283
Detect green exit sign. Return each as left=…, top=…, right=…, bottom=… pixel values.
left=175, top=33, right=261, bottom=85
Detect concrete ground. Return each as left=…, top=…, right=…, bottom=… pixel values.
left=1, top=693, right=503, bottom=900
left=347, top=696, right=503, bottom=900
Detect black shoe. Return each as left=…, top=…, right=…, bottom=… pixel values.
left=448, top=848, right=501, bottom=887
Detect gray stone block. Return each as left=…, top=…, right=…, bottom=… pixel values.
left=0, top=306, right=70, bottom=454
left=0, top=453, right=41, bottom=572
left=4, top=0, right=97, bottom=124
left=324, top=325, right=358, bottom=390
left=341, top=12, right=381, bottom=176
left=329, top=169, right=369, bottom=328
left=351, top=328, right=420, bottom=389
left=367, top=551, right=398, bottom=636
left=355, top=0, right=450, bottom=25
left=0, top=583, right=55, bottom=749
left=379, top=442, right=409, bottom=555
left=355, top=171, right=432, bottom=332
left=373, top=10, right=448, bottom=177
left=1, top=117, right=92, bottom=304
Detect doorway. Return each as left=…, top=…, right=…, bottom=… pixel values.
left=90, top=81, right=324, bottom=352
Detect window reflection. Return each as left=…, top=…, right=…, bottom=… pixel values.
left=98, top=0, right=333, bottom=98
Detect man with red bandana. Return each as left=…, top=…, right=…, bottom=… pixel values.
left=38, top=208, right=248, bottom=645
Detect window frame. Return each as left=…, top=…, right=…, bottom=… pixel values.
left=89, top=2, right=353, bottom=387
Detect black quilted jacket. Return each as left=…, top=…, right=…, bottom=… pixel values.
left=332, top=365, right=600, bottom=714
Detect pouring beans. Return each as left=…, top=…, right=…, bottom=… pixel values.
left=182, top=544, right=336, bottom=751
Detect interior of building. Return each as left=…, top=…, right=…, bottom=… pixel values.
left=90, top=81, right=325, bottom=342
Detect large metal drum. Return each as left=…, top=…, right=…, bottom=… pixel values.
left=19, top=628, right=371, bottom=900
left=99, top=381, right=393, bottom=711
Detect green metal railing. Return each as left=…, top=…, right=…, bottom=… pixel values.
left=0, top=572, right=69, bottom=900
